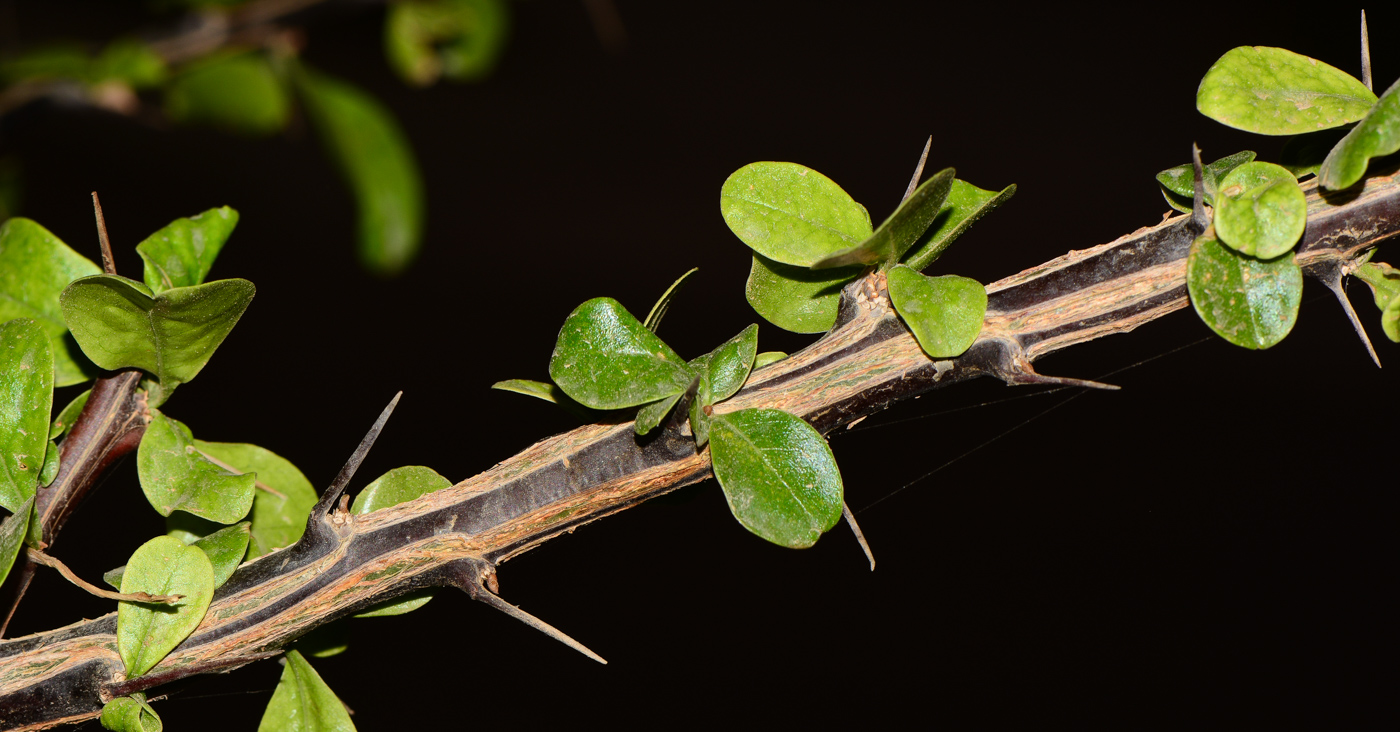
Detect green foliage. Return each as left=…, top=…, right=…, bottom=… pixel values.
left=49, top=388, right=89, bottom=439
left=135, top=207, right=239, bottom=294
left=1212, top=162, right=1307, bottom=258
left=0, top=319, right=53, bottom=513
left=0, top=496, right=34, bottom=588
left=350, top=466, right=452, bottom=617
left=1186, top=233, right=1302, bottom=349
left=1353, top=260, right=1400, bottom=342
left=0, top=217, right=101, bottom=385
left=720, top=162, right=873, bottom=267
left=295, top=67, right=425, bottom=276
left=194, top=441, right=317, bottom=559
left=1196, top=46, right=1375, bottom=135
left=38, top=439, right=60, bottom=487
left=693, top=324, right=759, bottom=404
left=1156, top=150, right=1256, bottom=211
left=0, top=39, right=165, bottom=88
left=137, top=411, right=256, bottom=523
left=644, top=267, right=699, bottom=333
left=117, top=535, right=215, bottom=678
left=258, top=650, right=357, bottom=732
left=60, top=275, right=255, bottom=406
left=189, top=521, right=251, bottom=589
left=902, top=180, right=1016, bottom=272
left=549, top=298, right=693, bottom=410
left=886, top=266, right=987, bottom=358
left=165, top=52, right=290, bottom=136
left=708, top=408, right=843, bottom=548
left=100, top=693, right=162, bottom=732
left=813, top=168, right=955, bottom=270
left=489, top=378, right=596, bottom=419
left=386, top=0, right=510, bottom=86
left=745, top=253, right=855, bottom=333
left=634, top=391, right=683, bottom=436
left=1319, top=77, right=1400, bottom=191
left=753, top=351, right=787, bottom=368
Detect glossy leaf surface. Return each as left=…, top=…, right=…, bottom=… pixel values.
left=165, top=52, right=290, bottom=136
left=549, top=297, right=693, bottom=409
left=297, top=67, right=424, bottom=275
left=103, top=565, right=125, bottom=590
left=1318, top=77, right=1400, bottom=191
left=1187, top=233, right=1302, bottom=349
left=49, top=388, right=89, bottom=439
left=0, top=319, right=52, bottom=513
left=258, top=650, right=357, bottom=732
left=195, top=441, right=316, bottom=559
left=385, top=0, right=509, bottom=86
left=117, top=536, right=215, bottom=678
left=350, top=466, right=451, bottom=616
left=720, top=162, right=872, bottom=266
left=0, top=497, right=33, bottom=588
left=903, top=180, right=1016, bottom=272
left=1197, top=46, right=1376, bottom=135
left=746, top=253, right=856, bottom=334
left=812, top=168, right=954, bottom=270
left=644, top=267, right=698, bottom=333
left=38, top=440, right=59, bottom=487
left=190, top=521, right=250, bottom=589
left=136, top=207, right=239, bottom=294
left=886, top=265, right=987, bottom=358
left=100, top=694, right=162, bottom=732
left=0, top=217, right=101, bottom=385
left=708, top=408, right=842, bottom=548
left=137, top=411, right=255, bottom=523
left=1213, top=162, right=1307, bottom=258
left=693, top=323, right=758, bottom=403
left=1155, top=150, right=1257, bottom=204
left=1354, top=261, right=1400, bottom=342
left=60, top=275, right=255, bottom=405
left=753, top=351, right=787, bottom=369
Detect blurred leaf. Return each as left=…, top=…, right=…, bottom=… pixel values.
left=902, top=180, right=1016, bottom=272
left=1280, top=128, right=1350, bottom=179
left=0, top=496, right=33, bottom=588
left=296, top=66, right=425, bottom=275
left=721, top=162, right=872, bottom=267
left=60, top=275, right=255, bottom=405
left=1213, top=162, right=1307, bottom=258
left=94, top=40, right=166, bottom=89
left=39, top=439, right=59, bottom=486
left=117, top=535, right=215, bottom=678
left=137, top=410, right=255, bottom=523
left=0, top=319, right=53, bottom=513
left=1155, top=150, right=1256, bottom=205
left=489, top=378, right=595, bottom=419
left=49, top=388, right=89, bottom=439
left=0, top=156, right=21, bottom=223
left=195, top=441, right=316, bottom=559
left=634, top=391, right=682, bottom=436
left=100, top=693, right=162, bottom=732
left=886, top=265, right=986, bottom=358
left=165, top=52, right=289, bottom=136
left=1, top=40, right=163, bottom=88
left=136, top=206, right=239, bottom=295
left=0, top=44, right=89, bottom=84
left=1319, top=77, right=1400, bottom=191
left=812, top=168, right=954, bottom=270
left=692, top=324, right=757, bottom=403
left=0, top=218, right=102, bottom=385
left=753, top=351, right=787, bottom=368
left=1353, top=261, right=1400, bottom=342
left=746, top=253, right=856, bottom=334
left=548, top=297, right=693, bottom=410
left=190, top=521, right=251, bottom=589
left=708, top=408, right=842, bottom=548
left=385, top=0, right=509, bottom=86
left=258, top=650, right=356, bottom=732
left=644, top=267, right=698, bottom=333
left=1197, top=46, right=1376, bottom=135
left=165, top=511, right=224, bottom=545
left=295, top=621, right=350, bottom=658
left=1186, top=233, right=1301, bottom=349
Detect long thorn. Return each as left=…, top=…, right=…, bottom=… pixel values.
left=842, top=501, right=875, bottom=571
left=1190, top=143, right=1210, bottom=233
left=1361, top=10, right=1373, bottom=92
left=1326, top=274, right=1381, bottom=367
left=312, top=391, right=403, bottom=522
left=473, top=590, right=608, bottom=664
left=91, top=192, right=116, bottom=275
left=902, top=136, right=932, bottom=203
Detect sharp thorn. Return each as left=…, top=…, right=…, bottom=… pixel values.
left=1325, top=270, right=1382, bottom=368
left=1190, top=144, right=1210, bottom=233
left=91, top=192, right=116, bottom=276
left=312, top=392, right=402, bottom=522
left=1361, top=10, right=1373, bottom=92
left=902, top=136, right=933, bottom=203
left=473, top=587, right=608, bottom=664
left=842, top=502, right=875, bottom=571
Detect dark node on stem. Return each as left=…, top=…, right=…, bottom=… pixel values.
left=1190, top=144, right=1210, bottom=234
left=91, top=192, right=116, bottom=276
left=305, top=391, right=403, bottom=542
left=1307, top=259, right=1381, bottom=367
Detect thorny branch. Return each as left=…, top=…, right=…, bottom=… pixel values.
left=0, top=168, right=1398, bottom=729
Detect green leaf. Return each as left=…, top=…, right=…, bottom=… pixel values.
left=385, top=0, right=510, bottom=86
left=1155, top=150, right=1257, bottom=205
left=692, top=323, right=758, bottom=403
left=94, top=40, right=166, bottom=89
left=137, top=411, right=256, bottom=523
left=60, top=275, right=255, bottom=406
left=1318, top=77, right=1400, bottom=191
left=49, top=388, right=89, bottom=439
left=644, top=267, right=699, bottom=333
left=1280, top=128, right=1350, bottom=179
left=634, top=392, right=683, bottom=436
left=100, top=693, right=162, bottom=732
left=0, top=319, right=53, bottom=513
left=0, top=45, right=91, bottom=84
left=1353, top=261, right=1400, bottom=342
left=296, top=67, right=425, bottom=276
left=708, top=408, right=842, bottom=548
left=902, top=180, right=1016, bottom=272
left=886, top=265, right=987, bottom=358
left=1212, top=162, right=1307, bottom=258
left=165, top=52, right=290, bottom=136
left=812, top=168, right=955, bottom=270
left=295, top=622, right=350, bottom=659
left=190, top=521, right=251, bottom=589
left=1186, top=233, right=1302, bottom=349
left=351, top=465, right=451, bottom=514
left=1160, top=187, right=1194, bottom=215
left=753, top=351, right=787, bottom=369
left=0, top=217, right=102, bottom=386
left=117, top=535, right=215, bottom=678
left=39, top=439, right=59, bottom=487
left=103, top=565, right=125, bottom=590
left=720, top=162, right=873, bottom=267
left=745, top=253, right=857, bottom=334
left=0, top=496, right=33, bottom=589
left=136, top=207, right=239, bottom=295
left=548, top=297, right=693, bottom=410
left=165, top=511, right=224, bottom=545
left=489, top=379, right=595, bottom=419
left=258, top=650, right=356, bottom=732
left=687, top=362, right=714, bottom=449
left=194, top=442, right=316, bottom=559
left=1197, top=46, right=1376, bottom=135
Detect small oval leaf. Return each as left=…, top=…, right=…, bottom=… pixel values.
left=117, top=536, right=215, bottom=678
left=1155, top=150, right=1257, bottom=203
left=0, top=319, right=53, bottom=513
left=1353, top=261, right=1400, bottom=342
left=137, top=411, right=256, bottom=524
left=1186, top=233, right=1302, bottom=349
left=693, top=323, right=758, bottom=403
left=165, top=52, right=290, bottom=136
left=720, top=162, right=872, bottom=267
left=1213, top=162, right=1307, bottom=258
left=886, top=265, right=987, bottom=358
left=49, top=388, right=89, bottom=439
left=745, top=253, right=857, bottom=334
left=548, top=297, right=693, bottom=410
left=136, top=206, right=239, bottom=295
left=0, top=218, right=101, bottom=386
left=190, top=521, right=251, bottom=589
left=634, top=391, right=682, bottom=436
left=1318, top=76, right=1400, bottom=191
left=100, top=694, right=162, bottom=732
left=257, top=650, right=356, bottom=732
left=349, top=466, right=451, bottom=617
left=1197, top=46, right=1376, bottom=135
left=708, top=408, right=843, bottom=548
left=194, top=442, right=317, bottom=559
left=385, top=0, right=509, bottom=86
left=753, top=351, right=787, bottom=369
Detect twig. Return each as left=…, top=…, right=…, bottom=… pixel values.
left=92, top=192, right=116, bottom=276
left=26, top=549, right=182, bottom=604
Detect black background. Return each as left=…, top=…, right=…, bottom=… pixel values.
left=1, top=1, right=1394, bottom=727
